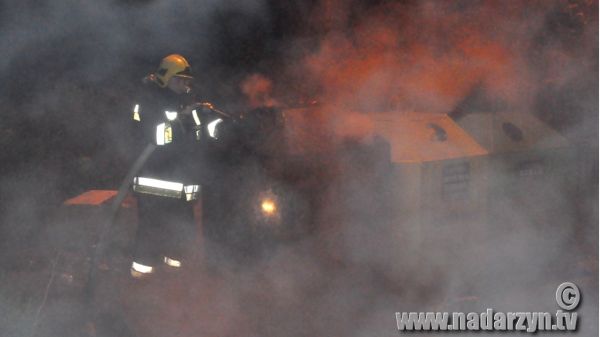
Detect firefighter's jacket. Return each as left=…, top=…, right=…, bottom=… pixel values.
left=130, top=81, right=229, bottom=200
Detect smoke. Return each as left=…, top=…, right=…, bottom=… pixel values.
left=241, top=73, right=277, bottom=108
left=281, top=0, right=596, bottom=118
left=267, top=1, right=597, bottom=336
left=0, top=0, right=597, bottom=336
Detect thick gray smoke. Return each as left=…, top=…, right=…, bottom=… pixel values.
left=0, top=0, right=597, bottom=336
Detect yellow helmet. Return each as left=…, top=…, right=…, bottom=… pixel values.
left=154, top=54, right=193, bottom=88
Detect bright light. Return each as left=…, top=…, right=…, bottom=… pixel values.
left=131, top=262, right=154, bottom=274
left=192, top=109, right=201, bottom=126
left=135, top=177, right=184, bottom=192
left=133, top=177, right=184, bottom=198
left=184, top=184, right=200, bottom=201
left=133, top=104, right=141, bottom=121
left=261, top=199, right=277, bottom=215
left=207, top=118, right=223, bottom=138
left=165, top=110, right=178, bottom=121
left=155, top=123, right=173, bottom=145
left=184, top=185, right=199, bottom=193
left=163, top=256, right=182, bottom=268
left=156, top=123, right=166, bottom=145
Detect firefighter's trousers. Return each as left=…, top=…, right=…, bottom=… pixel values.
left=133, top=193, right=195, bottom=267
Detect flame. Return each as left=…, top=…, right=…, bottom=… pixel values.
left=287, top=0, right=596, bottom=115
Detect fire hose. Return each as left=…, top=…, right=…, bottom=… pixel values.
left=85, top=143, right=156, bottom=299
left=83, top=143, right=156, bottom=337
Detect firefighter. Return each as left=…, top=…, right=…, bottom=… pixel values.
left=128, top=54, right=226, bottom=278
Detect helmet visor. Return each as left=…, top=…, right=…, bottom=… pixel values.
left=174, top=66, right=193, bottom=79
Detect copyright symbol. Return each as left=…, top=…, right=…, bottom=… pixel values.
left=556, top=282, right=580, bottom=310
